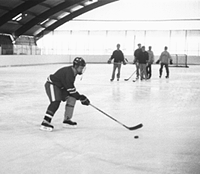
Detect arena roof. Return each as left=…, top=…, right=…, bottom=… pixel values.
left=0, top=0, right=118, bottom=40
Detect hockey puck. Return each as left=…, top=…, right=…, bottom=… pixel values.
left=134, top=135, right=139, bottom=139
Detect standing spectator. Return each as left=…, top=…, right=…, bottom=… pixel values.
left=108, top=44, right=126, bottom=81
left=137, top=46, right=149, bottom=80
left=134, top=43, right=142, bottom=79
left=146, top=46, right=154, bottom=79
left=157, top=46, right=172, bottom=78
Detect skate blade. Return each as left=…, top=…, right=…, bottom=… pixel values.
left=63, top=124, right=77, bottom=128
left=40, top=125, right=53, bottom=132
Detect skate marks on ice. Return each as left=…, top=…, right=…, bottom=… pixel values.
left=0, top=65, right=200, bottom=173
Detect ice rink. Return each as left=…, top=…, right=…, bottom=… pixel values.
left=0, top=63, right=200, bottom=174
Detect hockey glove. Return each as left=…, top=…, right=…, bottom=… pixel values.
left=107, top=58, right=112, bottom=64
left=170, top=59, right=173, bottom=64
left=79, top=95, right=90, bottom=106
left=123, top=58, right=128, bottom=65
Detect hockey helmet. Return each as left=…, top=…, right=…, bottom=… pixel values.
left=73, top=57, right=86, bottom=67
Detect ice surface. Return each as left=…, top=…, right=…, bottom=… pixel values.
left=0, top=64, right=200, bottom=174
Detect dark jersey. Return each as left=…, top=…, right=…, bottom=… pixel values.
left=49, top=66, right=80, bottom=100
left=134, top=48, right=142, bottom=63
left=134, top=48, right=142, bottom=58
left=110, top=50, right=124, bottom=63
left=137, top=51, right=149, bottom=64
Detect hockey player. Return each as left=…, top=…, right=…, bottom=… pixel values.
left=136, top=46, right=149, bottom=80
left=108, top=44, right=126, bottom=81
left=133, top=43, right=142, bottom=79
left=157, top=46, right=172, bottom=78
left=40, top=57, right=90, bottom=131
left=146, top=46, right=154, bottom=79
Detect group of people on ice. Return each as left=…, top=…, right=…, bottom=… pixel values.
left=108, top=43, right=173, bottom=81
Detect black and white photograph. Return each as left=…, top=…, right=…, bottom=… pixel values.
left=0, top=0, right=200, bottom=173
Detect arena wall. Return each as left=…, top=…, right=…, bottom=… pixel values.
left=0, top=55, right=199, bottom=67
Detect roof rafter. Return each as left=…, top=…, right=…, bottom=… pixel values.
left=0, top=0, right=45, bottom=28
left=14, top=0, right=84, bottom=37
left=0, top=0, right=119, bottom=40
left=36, top=0, right=118, bottom=40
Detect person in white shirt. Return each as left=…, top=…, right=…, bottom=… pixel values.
left=146, top=46, right=154, bottom=79
left=157, top=46, right=172, bottom=78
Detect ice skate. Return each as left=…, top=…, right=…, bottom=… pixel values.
left=63, top=119, right=77, bottom=128
left=40, top=121, right=54, bottom=131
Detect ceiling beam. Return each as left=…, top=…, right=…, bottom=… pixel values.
left=36, top=0, right=118, bottom=40
left=14, top=0, right=83, bottom=37
left=0, top=0, right=45, bottom=28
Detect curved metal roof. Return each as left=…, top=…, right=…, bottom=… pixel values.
left=0, top=0, right=118, bottom=40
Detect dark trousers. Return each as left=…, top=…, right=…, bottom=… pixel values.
left=111, top=62, right=122, bottom=80
left=146, top=63, right=152, bottom=79
left=135, top=62, right=139, bottom=78
left=159, top=63, right=169, bottom=77
left=44, top=82, right=76, bottom=123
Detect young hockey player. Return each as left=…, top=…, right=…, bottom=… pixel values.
left=40, top=57, right=90, bottom=131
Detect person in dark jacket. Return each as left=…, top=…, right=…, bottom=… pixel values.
left=134, top=43, right=142, bottom=79
left=136, top=46, right=149, bottom=80
left=108, top=44, right=126, bottom=81
left=40, top=57, right=90, bottom=131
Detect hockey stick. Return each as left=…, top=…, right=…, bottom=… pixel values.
left=90, top=104, right=143, bottom=131
left=124, top=70, right=136, bottom=81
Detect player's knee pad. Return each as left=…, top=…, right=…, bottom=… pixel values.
left=66, top=96, right=76, bottom=107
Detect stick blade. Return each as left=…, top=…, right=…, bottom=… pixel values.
left=124, top=79, right=129, bottom=81
left=127, top=123, right=143, bottom=131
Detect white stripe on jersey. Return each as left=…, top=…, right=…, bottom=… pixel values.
left=45, top=113, right=53, bottom=119
left=67, top=88, right=77, bottom=94
left=47, top=76, right=53, bottom=83
left=50, top=84, right=55, bottom=101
